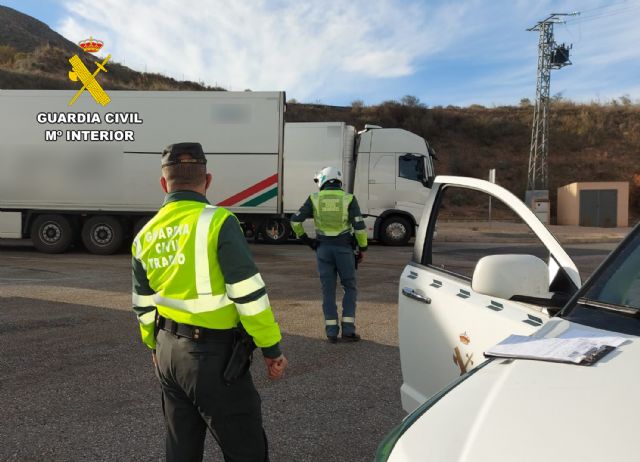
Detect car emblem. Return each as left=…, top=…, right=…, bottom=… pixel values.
left=453, top=346, right=474, bottom=375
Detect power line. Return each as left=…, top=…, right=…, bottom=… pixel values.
left=566, top=3, right=640, bottom=24
left=561, top=3, right=640, bottom=40
left=574, top=0, right=636, bottom=16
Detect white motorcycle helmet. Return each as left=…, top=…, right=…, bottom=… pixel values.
left=314, top=166, right=343, bottom=189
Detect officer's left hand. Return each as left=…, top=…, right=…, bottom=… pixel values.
left=152, top=350, right=158, bottom=367
left=264, top=354, right=288, bottom=380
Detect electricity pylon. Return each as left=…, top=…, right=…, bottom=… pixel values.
left=526, top=13, right=577, bottom=202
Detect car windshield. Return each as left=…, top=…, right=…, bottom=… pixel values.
left=581, top=229, right=640, bottom=311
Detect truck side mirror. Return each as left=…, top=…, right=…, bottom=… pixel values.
left=421, top=156, right=434, bottom=188
left=420, top=173, right=429, bottom=187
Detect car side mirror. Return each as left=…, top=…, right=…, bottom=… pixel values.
left=472, top=254, right=550, bottom=300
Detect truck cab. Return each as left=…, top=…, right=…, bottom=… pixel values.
left=353, top=126, right=436, bottom=245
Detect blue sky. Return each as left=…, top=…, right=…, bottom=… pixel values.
left=3, top=0, right=639, bottom=107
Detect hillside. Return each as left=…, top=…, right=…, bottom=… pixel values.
left=1, top=5, right=639, bottom=221
left=0, top=5, right=221, bottom=91
left=0, top=5, right=77, bottom=53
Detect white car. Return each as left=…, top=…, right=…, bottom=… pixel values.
left=377, top=176, right=639, bottom=461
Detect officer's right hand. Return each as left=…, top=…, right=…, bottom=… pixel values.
left=300, top=234, right=318, bottom=251
left=264, top=354, right=288, bottom=380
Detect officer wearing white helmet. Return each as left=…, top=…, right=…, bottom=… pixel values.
left=290, top=166, right=368, bottom=343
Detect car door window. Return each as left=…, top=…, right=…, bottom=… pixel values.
left=425, top=185, right=551, bottom=282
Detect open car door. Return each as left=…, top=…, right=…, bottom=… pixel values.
left=399, top=176, right=581, bottom=412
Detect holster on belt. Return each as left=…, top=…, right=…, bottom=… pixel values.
left=154, top=310, right=160, bottom=340
left=223, top=323, right=256, bottom=385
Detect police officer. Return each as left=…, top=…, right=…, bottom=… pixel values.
left=131, top=142, right=287, bottom=462
left=290, top=166, right=368, bottom=343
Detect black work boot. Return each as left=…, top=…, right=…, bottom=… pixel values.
left=341, top=333, right=361, bottom=342
left=326, top=325, right=339, bottom=344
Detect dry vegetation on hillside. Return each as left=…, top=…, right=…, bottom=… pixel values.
left=0, top=44, right=222, bottom=91
left=286, top=99, right=640, bottom=222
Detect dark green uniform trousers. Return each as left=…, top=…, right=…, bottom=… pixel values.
left=155, top=329, right=268, bottom=462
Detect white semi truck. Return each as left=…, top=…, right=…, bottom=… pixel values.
left=0, top=90, right=435, bottom=254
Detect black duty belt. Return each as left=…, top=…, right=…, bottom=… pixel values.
left=157, top=315, right=235, bottom=343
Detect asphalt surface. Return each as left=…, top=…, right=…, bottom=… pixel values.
left=0, top=238, right=619, bottom=461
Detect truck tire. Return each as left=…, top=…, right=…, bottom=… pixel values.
left=133, top=216, right=152, bottom=238
left=260, top=218, right=290, bottom=244
left=81, top=216, right=124, bottom=255
left=380, top=216, right=412, bottom=246
left=30, top=214, right=74, bottom=254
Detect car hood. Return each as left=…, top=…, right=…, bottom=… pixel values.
left=389, top=319, right=639, bottom=462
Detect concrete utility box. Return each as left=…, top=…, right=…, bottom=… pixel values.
left=532, top=199, right=550, bottom=224
left=557, top=182, right=628, bottom=227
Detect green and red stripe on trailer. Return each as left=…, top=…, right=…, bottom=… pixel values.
left=217, top=173, right=278, bottom=207
left=217, top=173, right=289, bottom=243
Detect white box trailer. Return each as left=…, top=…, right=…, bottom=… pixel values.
left=0, top=89, right=285, bottom=253
left=0, top=90, right=435, bottom=254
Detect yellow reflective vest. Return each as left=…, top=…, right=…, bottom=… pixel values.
left=291, top=188, right=368, bottom=249
left=131, top=191, right=281, bottom=353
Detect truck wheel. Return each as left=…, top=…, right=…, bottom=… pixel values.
left=133, top=216, right=152, bottom=238
left=30, top=214, right=74, bottom=254
left=380, top=216, right=412, bottom=246
left=82, top=216, right=124, bottom=255
left=260, top=218, right=290, bottom=244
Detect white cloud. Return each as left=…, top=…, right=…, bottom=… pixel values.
left=344, top=50, right=415, bottom=78
left=55, top=0, right=640, bottom=106
left=56, top=0, right=476, bottom=102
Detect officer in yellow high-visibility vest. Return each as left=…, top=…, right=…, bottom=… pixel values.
left=132, top=142, right=287, bottom=462
left=290, top=166, right=368, bottom=343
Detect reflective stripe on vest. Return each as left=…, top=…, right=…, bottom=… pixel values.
left=132, top=293, right=155, bottom=307
left=138, top=310, right=156, bottom=326
left=195, top=206, right=216, bottom=296
left=310, top=190, right=353, bottom=236
left=225, top=273, right=265, bottom=299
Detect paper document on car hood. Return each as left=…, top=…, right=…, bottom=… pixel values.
left=485, top=334, right=629, bottom=365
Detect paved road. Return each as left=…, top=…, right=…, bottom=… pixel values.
left=0, top=240, right=618, bottom=461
